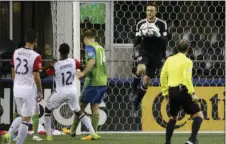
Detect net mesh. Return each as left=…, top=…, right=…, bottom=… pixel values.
left=50, top=1, right=225, bottom=135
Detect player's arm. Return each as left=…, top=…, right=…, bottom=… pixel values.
left=33, top=55, right=43, bottom=101
left=133, top=21, right=142, bottom=57
left=10, top=53, right=15, bottom=81
left=184, top=60, right=195, bottom=95
left=160, top=59, right=169, bottom=96
left=77, top=45, right=95, bottom=79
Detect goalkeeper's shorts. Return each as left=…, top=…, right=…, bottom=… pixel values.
left=81, top=86, right=108, bottom=104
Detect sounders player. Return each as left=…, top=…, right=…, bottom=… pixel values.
left=70, top=30, right=108, bottom=140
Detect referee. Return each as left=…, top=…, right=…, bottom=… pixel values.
left=160, top=39, right=204, bottom=144
left=131, top=3, right=168, bottom=118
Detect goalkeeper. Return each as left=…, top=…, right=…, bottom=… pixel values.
left=69, top=30, right=107, bottom=140
left=131, top=3, right=168, bottom=118
left=160, top=39, right=203, bottom=144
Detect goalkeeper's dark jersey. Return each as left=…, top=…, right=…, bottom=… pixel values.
left=134, top=18, right=168, bottom=56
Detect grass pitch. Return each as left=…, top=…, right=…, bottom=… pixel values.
left=20, top=133, right=225, bottom=144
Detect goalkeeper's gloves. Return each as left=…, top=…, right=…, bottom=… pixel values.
left=150, top=23, right=161, bottom=37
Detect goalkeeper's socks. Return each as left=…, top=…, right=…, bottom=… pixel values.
left=190, top=117, right=203, bottom=140
left=91, top=113, right=100, bottom=132
left=131, top=74, right=141, bottom=94
left=165, top=119, right=176, bottom=144
left=80, top=114, right=95, bottom=135
left=8, top=117, right=22, bottom=137
left=44, top=114, right=52, bottom=136
left=32, top=114, right=39, bottom=135
left=134, top=85, right=147, bottom=109
left=17, top=121, right=29, bottom=144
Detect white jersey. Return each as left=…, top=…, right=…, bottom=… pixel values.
left=12, top=48, right=42, bottom=98
left=53, top=58, right=77, bottom=92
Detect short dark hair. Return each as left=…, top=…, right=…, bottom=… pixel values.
left=59, top=43, right=70, bottom=54
left=177, top=39, right=190, bottom=53
left=146, top=2, right=158, bottom=11
left=25, top=29, right=38, bottom=43
left=83, top=30, right=95, bottom=39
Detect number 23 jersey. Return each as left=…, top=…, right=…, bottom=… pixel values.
left=11, top=48, right=42, bottom=98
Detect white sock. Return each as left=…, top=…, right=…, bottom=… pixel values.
left=8, top=117, right=22, bottom=137
left=16, top=121, right=29, bottom=144
left=44, top=115, right=52, bottom=136
left=80, top=115, right=95, bottom=135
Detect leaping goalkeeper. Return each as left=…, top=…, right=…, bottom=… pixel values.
left=130, top=3, right=168, bottom=118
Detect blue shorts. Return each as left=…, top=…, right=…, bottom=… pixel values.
left=81, top=86, right=108, bottom=104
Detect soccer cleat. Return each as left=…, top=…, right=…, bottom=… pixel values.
left=3, top=133, right=9, bottom=143
left=47, top=135, right=53, bottom=141
left=62, top=128, right=71, bottom=135
left=185, top=139, right=199, bottom=144
left=32, top=135, right=43, bottom=141
left=80, top=133, right=101, bottom=140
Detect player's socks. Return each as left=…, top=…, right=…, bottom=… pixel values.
left=16, top=121, right=29, bottom=144
left=165, top=119, right=176, bottom=144
left=131, top=74, right=141, bottom=100
left=190, top=117, right=203, bottom=141
left=32, top=114, right=39, bottom=135
left=134, top=85, right=147, bottom=109
left=44, top=114, right=52, bottom=136
left=70, top=116, right=80, bottom=136
left=8, top=117, right=22, bottom=137
left=91, top=113, right=99, bottom=132
left=80, top=114, right=95, bottom=135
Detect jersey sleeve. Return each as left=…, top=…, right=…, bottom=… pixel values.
left=134, top=20, right=142, bottom=47
left=160, top=59, right=169, bottom=96
left=10, top=53, right=14, bottom=67
left=46, top=68, right=55, bottom=76
left=85, top=45, right=96, bottom=59
left=33, top=55, right=42, bottom=72
left=74, top=59, right=81, bottom=69
left=184, top=60, right=195, bottom=95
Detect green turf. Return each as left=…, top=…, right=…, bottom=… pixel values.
left=20, top=134, right=224, bottom=144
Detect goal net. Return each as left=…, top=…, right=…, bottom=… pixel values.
left=50, top=1, right=225, bottom=135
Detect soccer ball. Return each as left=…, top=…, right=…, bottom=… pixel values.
left=141, top=23, right=155, bottom=37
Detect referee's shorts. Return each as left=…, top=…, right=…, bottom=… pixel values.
left=168, top=85, right=201, bottom=117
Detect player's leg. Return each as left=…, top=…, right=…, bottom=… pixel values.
left=90, top=104, right=99, bottom=132
left=44, top=92, right=65, bottom=141
left=70, top=102, right=88, bottom=137
left=3, top=98, right=22, bottom=143
left=32, top=103, right=43, bottom=141
left=182, top=93, right=203, bottom=144
left=67, top=91, right=98, bottom=140
left=16, top=97, right=35, bottom=144
left=165, top=87, right=181, bottom=144
left=130, top=50, right=148, bottom=101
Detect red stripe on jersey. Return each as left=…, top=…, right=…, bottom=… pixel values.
left=75, top=59, right=80, bottom=69
left=10, top=53, right=14, bottom=67
left=33, top=55, right=42, bottom=71
left=46, top=68, right=55, bottom=76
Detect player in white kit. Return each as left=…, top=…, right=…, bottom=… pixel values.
left=44, top=43, right=100, bottom=141
left=4, top=29, right=43, bottom=144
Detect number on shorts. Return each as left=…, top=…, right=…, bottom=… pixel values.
left=15, top=58, right=29, bottom=75
left=61, top=71, right=73, bottom=86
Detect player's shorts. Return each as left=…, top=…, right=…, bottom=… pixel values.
left=81, top=86, right=108, bottom=104
left=168, top=85, right=201, bottom=117
left=133, top=50, right=163, bottom=78
left=14, top=96, right=36, bottom=117
left=46, top=91, right=80, bottom=112
left=15, top=102, right=40, bottom=115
